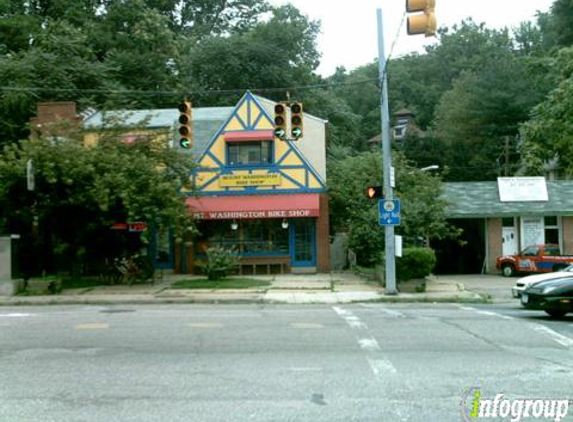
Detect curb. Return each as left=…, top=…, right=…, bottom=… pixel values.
left=0, top=291, right=489, bottom=306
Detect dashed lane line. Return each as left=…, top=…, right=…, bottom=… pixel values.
left=332, top=306, right=368, bottom=330
left=290, top=323, right=324, bottom=329
left=75, top=322, right=109, bottom=330
left=358, top=337, right=381, bottom=352
left=189, top=322, right=223, bottom=328
left=367, top=358, right=397, bottom=376
left=0, top=313, right=36, bottom=317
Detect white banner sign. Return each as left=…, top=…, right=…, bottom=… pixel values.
left=498, top=177, right=548, bottom=202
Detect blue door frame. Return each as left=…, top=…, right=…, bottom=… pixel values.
left=289, top=218, right=316, bottom=267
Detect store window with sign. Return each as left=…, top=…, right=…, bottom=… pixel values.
left=544, top=216, right=559, bottom=245
left=227, top=141, right=272, bottom=166
left=197, top=220, right=288, bottom=255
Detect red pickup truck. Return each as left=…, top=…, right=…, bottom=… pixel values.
left=497, top=244, right=573, bottom=277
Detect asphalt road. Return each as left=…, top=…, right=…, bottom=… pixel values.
left=1, top=303, right=572, bottom=422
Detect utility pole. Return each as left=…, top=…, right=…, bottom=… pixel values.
left=377, top=9, right=397, bottom=295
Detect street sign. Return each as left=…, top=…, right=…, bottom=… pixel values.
left=26, top=159, right=35, bottom=191
left=378, top=199, right=401, bottom=226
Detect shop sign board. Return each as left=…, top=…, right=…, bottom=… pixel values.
left=192, top=209, right=318, bottom=220
left=219, top=173, right=281, bottom=187
left=498, top=177, right=548, bottom=202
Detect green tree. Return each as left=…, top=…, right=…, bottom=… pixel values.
left=327, top=147, right=456, bottom=266
left=186, top=4, right=321, bottom=105
left=0, top=129, right=195, bottom=276
left=520, top=47, right=573, bottom=176
left=433, top=51, right=544, bottom=181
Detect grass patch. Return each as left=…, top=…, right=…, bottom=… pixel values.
left=170, top=278, right=271, bottom=289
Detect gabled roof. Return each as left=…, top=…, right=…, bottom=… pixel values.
left=443, top=181, right=573, bottom=218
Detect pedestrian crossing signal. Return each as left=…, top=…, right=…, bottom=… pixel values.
left=366, top=186, right=383, bottom=199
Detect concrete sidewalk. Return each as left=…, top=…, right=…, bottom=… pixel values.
left=0, top=272, right=487, bottom=306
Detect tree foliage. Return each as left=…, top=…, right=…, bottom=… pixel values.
left=327, top=147, right=458, bottom=266
left=520, top=47, right=573, bottom=176
left=0, top=130, right=195, bottom=275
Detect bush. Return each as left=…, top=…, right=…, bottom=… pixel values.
left=197, top=246, right=239, bottom=281
left=396, top=247, right=436, bottom=281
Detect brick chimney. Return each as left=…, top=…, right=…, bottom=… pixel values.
left=30, top=102, right=81, bottom=138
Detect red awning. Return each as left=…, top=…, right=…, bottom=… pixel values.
left=224, top=130, right=274, bottom=142
left=186, top=194, right=320, bottom=220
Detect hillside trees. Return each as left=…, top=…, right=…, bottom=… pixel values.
left=520, top=47, right=573, bottom=177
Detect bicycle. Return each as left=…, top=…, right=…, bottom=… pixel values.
left=115, top=254, right=155, bottom=285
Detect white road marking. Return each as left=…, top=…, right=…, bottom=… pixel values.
left=457, top=305, right=514, bottom=320
left=367, top=358, right=397, bottom=376
left=377, top=308, right=405, bottom=318
left=75, top=322, right=109, bottom=330
left=0, top=313, right=36, bottom=317
left=358, top=337, right=381, bottom=352
left=189, top=322, right=223, bottom=328
left=332, top=306, right=368, bottom=329
left=529, top=323, right=573, bottom=348
left=289, top=367, right=323, bottom=372
left=290, top=323, right=324, bottom=329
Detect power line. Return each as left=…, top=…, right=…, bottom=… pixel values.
left=0, top=13, right=410, bottom=99
left=0, top=76, right=382, bottom=98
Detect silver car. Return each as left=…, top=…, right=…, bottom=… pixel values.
left=512, top=264, right=573, bottom=298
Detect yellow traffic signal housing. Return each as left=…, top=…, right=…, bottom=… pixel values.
left=178, top=100, right=192, bottom=149
left=290, top=102, right=303, bottom=140
left=274, top=103, right=287, bottom=140
left=406, top=0, right=436, bottom=37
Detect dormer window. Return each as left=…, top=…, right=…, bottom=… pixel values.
left=393, top=126, right=407, bottom=139
left=224, top=130, right=274, bottom=167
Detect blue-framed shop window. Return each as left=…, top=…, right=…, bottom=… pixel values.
left=226, top=141, right=273, bottom=167
left=289, top=219, right=316, bottom=267
left=150, top=227, right=174, bottom=269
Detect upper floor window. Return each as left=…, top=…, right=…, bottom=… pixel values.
left=227, top=141, right=272, bottom=166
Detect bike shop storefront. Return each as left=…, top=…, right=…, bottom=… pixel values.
left=184, top=193, right=329, bottom=274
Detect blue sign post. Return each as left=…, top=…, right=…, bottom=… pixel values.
left=378, top=199, right=401, bottom=226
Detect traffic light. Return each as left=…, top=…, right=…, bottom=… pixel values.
left=274, top=103, right=287, bottom=140
left=406, top=0, right=436, bottom=37
left=290, top=102, right=303, bottom=140
left=178, top=100, right=192, bottom=149
left=366, top=186, right=383, bottom=199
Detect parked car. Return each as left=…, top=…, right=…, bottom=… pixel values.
left=496, top=244, right=573, bottom=277
left=521, top=277, right=573, bottom=318
left=512, top=264, right=573, bottom=298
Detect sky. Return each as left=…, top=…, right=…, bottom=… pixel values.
left=268, top=0, right=556, bottom=76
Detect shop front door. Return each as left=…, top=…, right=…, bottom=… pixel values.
left=290, top=219, right=316, bottom=268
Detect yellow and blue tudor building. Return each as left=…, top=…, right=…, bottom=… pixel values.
left=83, top=92, right=330, bottom=274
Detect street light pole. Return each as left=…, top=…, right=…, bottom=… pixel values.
left=377, top=8, right=397, bottom=295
